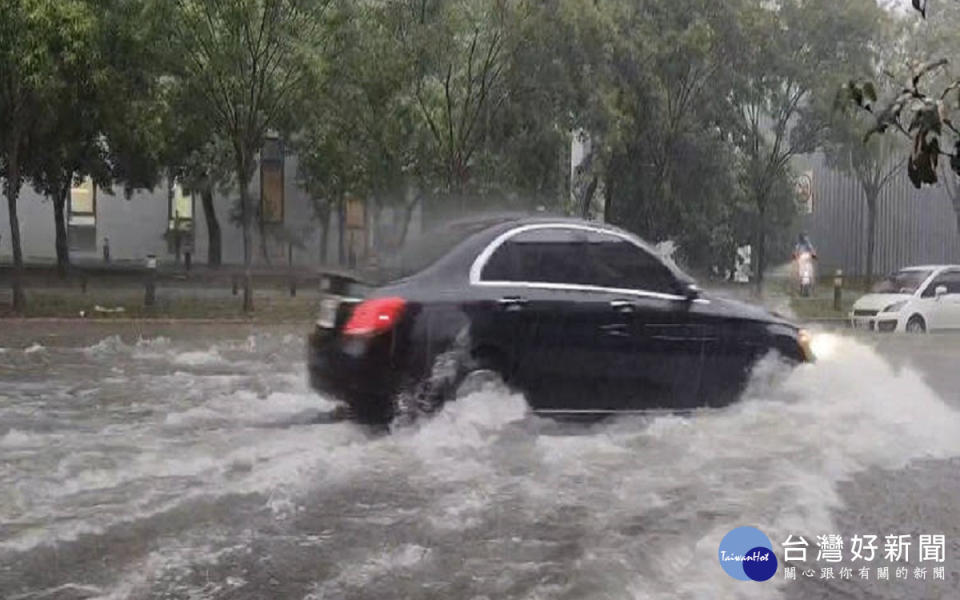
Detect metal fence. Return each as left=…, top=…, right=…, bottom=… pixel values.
left=799, top=153, right=960, bottom=277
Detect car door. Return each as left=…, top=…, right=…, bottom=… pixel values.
left=471, top=226, right=643, bottom=412
left=930, top=270, right=960, bottom=330
left=693, top=307, right=772, bottom=407
left=916, top=270, right=960, bottom=331
left=579, top=230, right=707, bottom=410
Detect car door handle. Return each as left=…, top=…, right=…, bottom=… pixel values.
left=609, top=299, right=636, bottom=313
left=497, top=296, right=528, bottom=310
left=599, top=323, right=630, bottom=337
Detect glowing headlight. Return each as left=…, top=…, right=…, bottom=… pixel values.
left=808, top=332, right=839, bottom=360
left=883, top=300, right=908, bottom=313
left=797, top=329, right=815, bottom=362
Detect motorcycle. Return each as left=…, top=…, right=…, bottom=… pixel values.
left=796, top=251, right=816, bottom=297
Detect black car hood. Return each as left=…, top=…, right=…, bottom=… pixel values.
left=701, top=293, right=795, bottom=327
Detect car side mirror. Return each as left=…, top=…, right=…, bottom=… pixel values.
left=683, top=283, right=702, bottom=301
left=935, top=285, right=948, bottom=299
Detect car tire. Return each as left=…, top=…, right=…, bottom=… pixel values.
left=393, top=340, right=507, bottom=424
left=455, top=367, right=506, bottom=398
left=906, top=315, right=926, bottom=334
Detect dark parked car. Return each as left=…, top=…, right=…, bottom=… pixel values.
left=308, top=215, right=813, bottom=423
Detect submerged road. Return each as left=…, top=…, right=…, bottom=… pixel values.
left=1, top=321, right=959, bottom=599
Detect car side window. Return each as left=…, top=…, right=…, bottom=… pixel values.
left=942, top=271, right=960, bottom=294
left=922, top=271, right=960, bottom=297
left=480, top=228, right=586, bottom=284
left=582, top=231, right=679, bottom=294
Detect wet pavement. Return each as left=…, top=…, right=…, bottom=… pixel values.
left=1, top=321, right=960, bottom=599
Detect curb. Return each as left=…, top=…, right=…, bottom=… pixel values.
left=0, top=317, right=310, bottom=324
left=800, top=318, right=850, bottom=329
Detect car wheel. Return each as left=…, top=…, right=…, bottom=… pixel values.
left=394, top=343, right=506, bottom=425
left=906, top=315, right=926, bottom=334
left=455, top=367, right=505, bottom=398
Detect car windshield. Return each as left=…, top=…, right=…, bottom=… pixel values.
left=871, top=270, right=932, bottom=294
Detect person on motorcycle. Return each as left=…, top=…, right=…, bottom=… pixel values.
left=793, top=233, right=817, bottom=296
left=793, top=233, right=817, bottom=260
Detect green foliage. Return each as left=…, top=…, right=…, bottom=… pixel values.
left=838, top=1, right=960, bottom=190
left=151, top=0, right=330, bottom=167
left=1, top=0, right=916, bottom=281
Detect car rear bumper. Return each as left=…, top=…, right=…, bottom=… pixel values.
left=306, top=328, right=401, bottom=422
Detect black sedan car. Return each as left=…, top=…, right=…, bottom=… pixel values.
left=308, top=215, right=813, bottom=423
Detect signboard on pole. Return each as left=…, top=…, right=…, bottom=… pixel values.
left=345, top=195, right=365, bottom=229
left=795, top=171, right=814, bottom=214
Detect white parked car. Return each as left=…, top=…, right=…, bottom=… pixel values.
left=850, top=265, right=960, bottom=333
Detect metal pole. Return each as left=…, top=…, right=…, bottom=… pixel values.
left=145, top=255, right=157, bottom=307
left=833, top=269, right=843, bottom=312
left=288, top=242, right=296, bottom=297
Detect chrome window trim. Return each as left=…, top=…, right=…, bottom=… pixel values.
left=919, top=267, right=951, bottom=297
left=473, top=279, right=688, bottom=302
left=468, top=222, right=703, bottom=303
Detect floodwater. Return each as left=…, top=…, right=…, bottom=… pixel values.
left=1, top=322, right=960, bottom=599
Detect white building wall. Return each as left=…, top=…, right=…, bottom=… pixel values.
left=1, top=152, right=423, bottom=269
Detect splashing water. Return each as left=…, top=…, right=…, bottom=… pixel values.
left=0, top=324, right=958, bottom=599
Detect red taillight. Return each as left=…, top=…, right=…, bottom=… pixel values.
left=342, top=297, right=406, bottom=336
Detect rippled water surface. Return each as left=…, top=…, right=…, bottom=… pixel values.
left=2, top=322, right=960, bottom=599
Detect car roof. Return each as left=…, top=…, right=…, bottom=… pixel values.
left=442, top=212, right=614, bottom=231
left=400, top=214, right=688, bottom=286
left=898, top=265, right=960, bottom=272
left=445, top=213, right=647, bottom=239
left=441, top=214, right=664, bottom=258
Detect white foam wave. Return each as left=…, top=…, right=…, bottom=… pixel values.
left=0, top=429, right=48, bottom=448
left=8, top=332, right=960, bottom=600
left=171, top=349, right=225, bottom=366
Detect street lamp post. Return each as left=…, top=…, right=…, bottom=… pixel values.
left=145, top=254, right=157, bottom=307
left=833, top=269, right=843, bottom=312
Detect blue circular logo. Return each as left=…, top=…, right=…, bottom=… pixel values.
left=718, top=526, right=778, bottom=582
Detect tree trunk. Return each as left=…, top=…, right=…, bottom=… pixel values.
left=865, top=194, right=878, bottom=285
left=318, top=200, right=330, bottom=265
left=368, top=196, right=380, bottom=258
left=397, top=195, right=421, bottom=249
left=53, top=180, right=70, bottom=279
left=754, top=199, right=767, bottom=295
left=5, top=137, right=26, bottom=313
left=951, top=193, right=960, bottom=244
left=603, top=169, right=614, bottom=223
left=337, top=197, right=345, bottom=267
left=237, top=157, right=253, bottom=312
left=258, top=212, right=271, bottom=266
left=754, top=228, right=766, bottom=295
left=955, top=205, right=960, bottom=245
left=200, top=187, right=221, bottom=267
left=580, top=174, right=598, bottom=219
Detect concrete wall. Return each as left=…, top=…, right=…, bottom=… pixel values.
left=0, top=181, right=169, bottom=263
left=0, top=152, right=423, bottom=269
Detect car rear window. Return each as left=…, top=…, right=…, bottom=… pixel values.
left=373, top=218, right=513, bottom=283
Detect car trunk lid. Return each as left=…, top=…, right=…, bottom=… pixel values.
left=316, top=271, right=373, bottom=331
